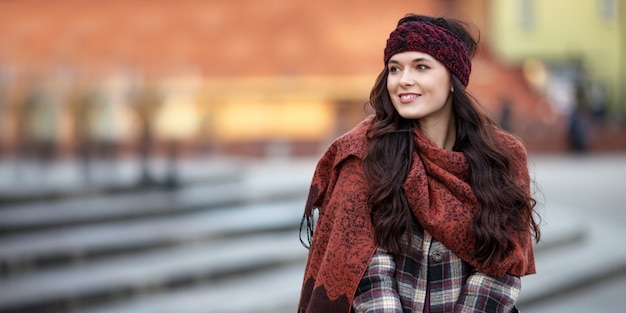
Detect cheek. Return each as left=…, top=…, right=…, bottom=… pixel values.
left=429, top=74, right=452, bottom=95
left=434, top=88, right=452, bottom=105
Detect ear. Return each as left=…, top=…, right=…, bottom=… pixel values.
left=450, top=85, right=454, bottom=93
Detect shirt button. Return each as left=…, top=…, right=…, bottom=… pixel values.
left=431, top=250, right=443, bottom=262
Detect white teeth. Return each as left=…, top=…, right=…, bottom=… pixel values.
left=400, top=94, right=415, bottom=99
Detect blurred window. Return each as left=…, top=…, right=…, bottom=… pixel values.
left=520, top=0, right=534, bottom=31
left=598, top=0, right=617, bottom=23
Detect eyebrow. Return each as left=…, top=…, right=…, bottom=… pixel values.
left=388, top=57, right=434, bottom=64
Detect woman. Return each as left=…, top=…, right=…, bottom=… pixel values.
left=298, top=14, right=540, bottom=313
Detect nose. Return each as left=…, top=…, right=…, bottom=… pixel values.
left=399, top=70, right=416, bottom=86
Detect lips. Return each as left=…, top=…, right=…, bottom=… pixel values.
left=398, top=93, right=420, bottom=104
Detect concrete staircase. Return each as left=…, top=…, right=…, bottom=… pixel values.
left=0, top=158, right=312, bottom=313
left=519, top=205, right=626, bottom=306
left=0, top=157, right=624, bottom=313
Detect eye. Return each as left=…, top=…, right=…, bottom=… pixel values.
left=388, top=65, right=400, bottom=72
left=417, top=64, right=429, bottom=70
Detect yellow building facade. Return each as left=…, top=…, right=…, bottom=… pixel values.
left=489, top=0, right=625, bottom=121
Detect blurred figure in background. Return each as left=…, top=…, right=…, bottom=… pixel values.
left=71, top=87, right=99, bottom=182
left=14, top=84, right=59, bottom=176
left=568, top=84, right=590, bottom=152
left=499, top=97, right=513, bottom=132
left=83, top=75, right=136, bottom=184
left=299, top=14, right=540, bottom=313
left=131, top=83, right=161, bottom=187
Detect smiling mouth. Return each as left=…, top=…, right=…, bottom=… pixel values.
left=399, top=93, right=419, bottom=103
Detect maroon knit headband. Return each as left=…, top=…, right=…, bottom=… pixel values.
left=384, top=21, right=471, bottom=86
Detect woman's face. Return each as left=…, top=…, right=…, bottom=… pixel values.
left=386, top=51, right=453, bottom=124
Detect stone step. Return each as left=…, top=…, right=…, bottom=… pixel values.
left=0, top=199, right=305, bottom=276
left=519, top=216, right=626, bottom=306
left=0, top=175, right=309, bottom=234
left=0, top=232, right=308, bottom=313
left=0, top=157, right=245, bottom=205
left=531, top=204, right=587, bottom=254
left=80, top=262, right=305, bottom=313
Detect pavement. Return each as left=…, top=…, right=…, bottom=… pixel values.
left=0, top=152, right=625, bottom=312
left=520, top=153, right=626, bottom=312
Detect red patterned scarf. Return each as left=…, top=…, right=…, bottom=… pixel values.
left=298, top=115, right=535, bottom=313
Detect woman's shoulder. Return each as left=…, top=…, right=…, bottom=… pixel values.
left=328, top=115, right=374, bottom=159
left=491, top=128, right=530, bottom=171
left=494, top=128, right=527, bottom=156
left=336, top=115, right=373, bottom=142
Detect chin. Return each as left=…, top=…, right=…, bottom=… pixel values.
left=398, top=112, right=423, bottom=120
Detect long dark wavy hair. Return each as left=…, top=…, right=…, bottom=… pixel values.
left=364, top=14, right=541, bottom=267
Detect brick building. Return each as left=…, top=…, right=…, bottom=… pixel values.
left=0, top=0, right=569, bottom=158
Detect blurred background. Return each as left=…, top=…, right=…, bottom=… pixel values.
left=0, top=0, right=624, bottom=312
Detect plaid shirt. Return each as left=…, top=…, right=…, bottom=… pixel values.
left=353, top=229, right=521, bottom=313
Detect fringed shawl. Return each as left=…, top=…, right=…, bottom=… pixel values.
left=298, top=115, right=535, bottom=313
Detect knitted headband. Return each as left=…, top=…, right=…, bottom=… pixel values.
left=384, top=21, right=472, bottom=86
